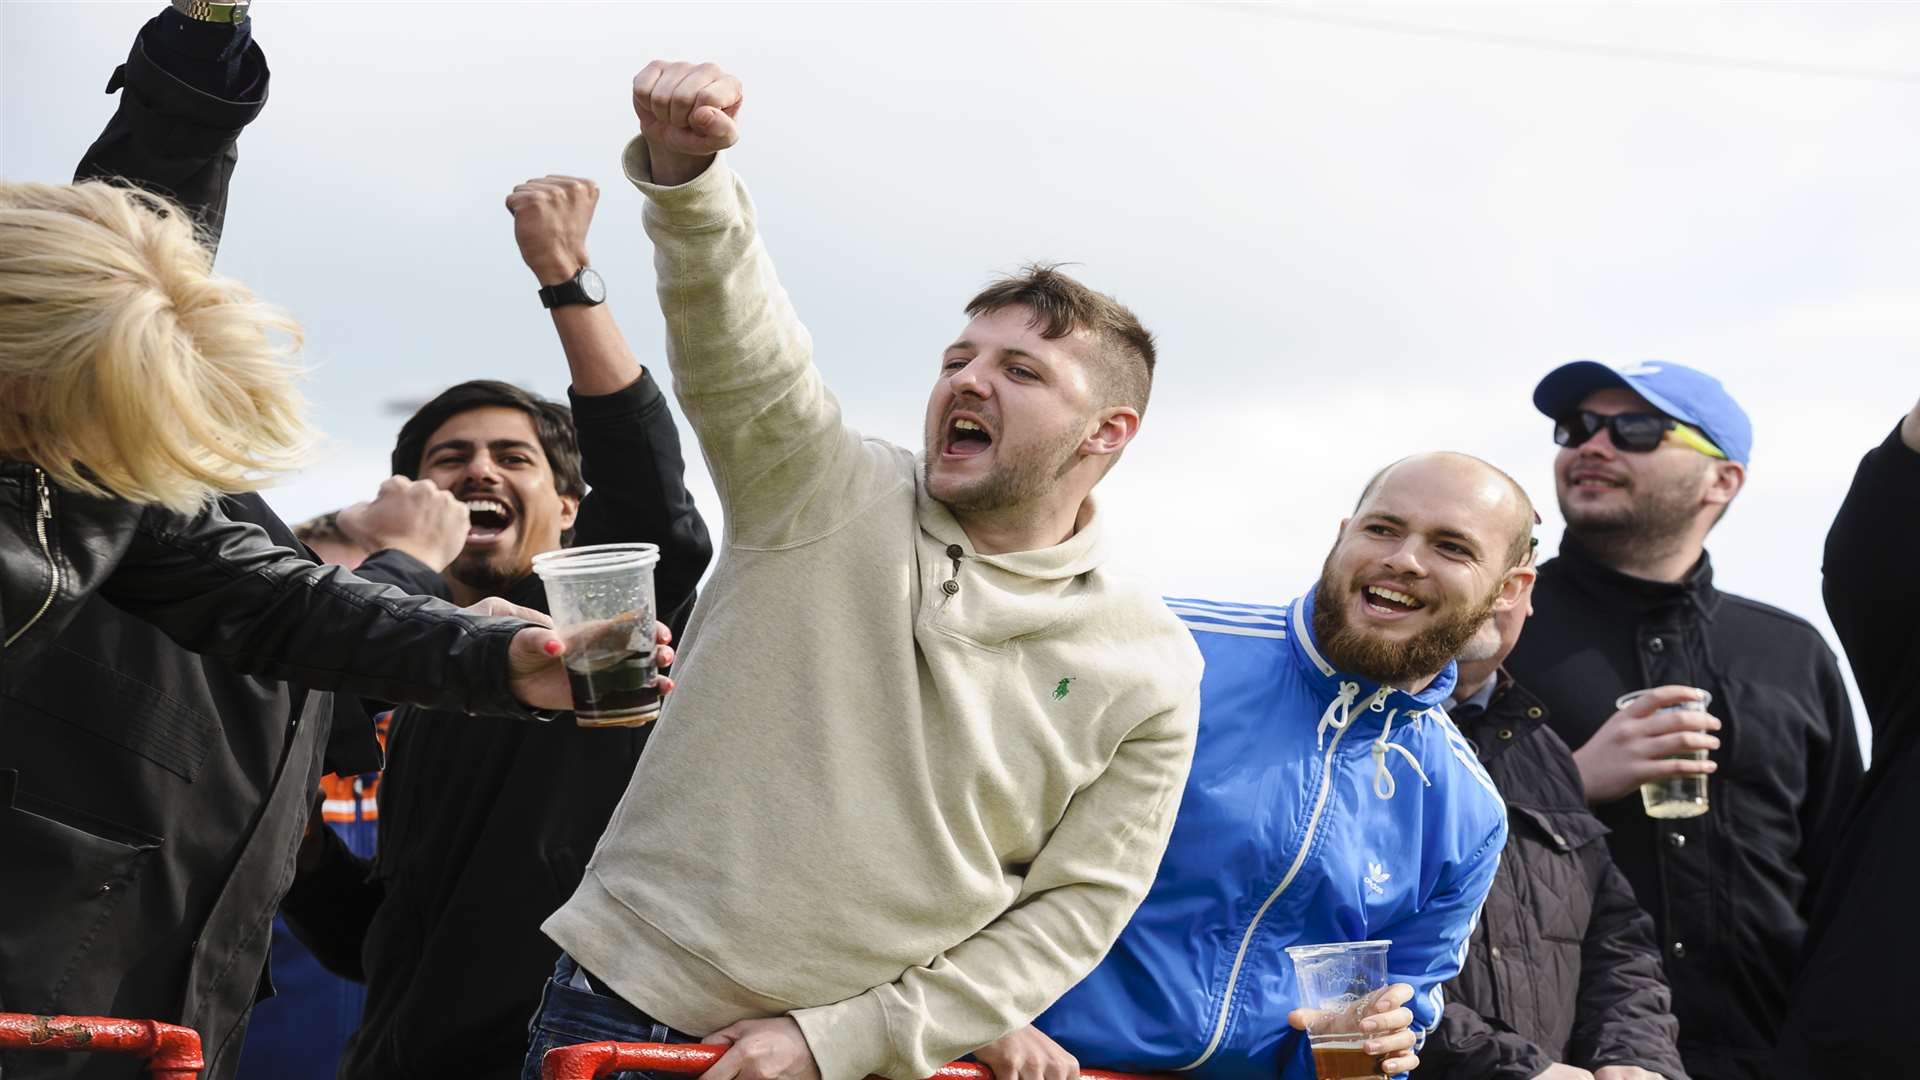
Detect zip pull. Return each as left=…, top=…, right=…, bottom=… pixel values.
left=5, top=467, right=63, bottom=649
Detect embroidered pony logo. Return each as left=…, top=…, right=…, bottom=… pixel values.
left=1052, top=677, right=1076, bottom=701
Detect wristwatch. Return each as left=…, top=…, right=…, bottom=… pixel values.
left=538, top=267, right=607, bottom=309
left=171, top=0, right=251, bottom=24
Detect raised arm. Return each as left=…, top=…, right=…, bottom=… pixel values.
left=623, top=63, right=896, bottom=548
left=75, top=4, right=268, bottom=252
left=505, top=174, right=714, bottom=626
left=1821, top=397, right=1920, bottom=746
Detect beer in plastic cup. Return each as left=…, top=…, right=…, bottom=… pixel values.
left=1285, top=939, right=1391, bottom=1079
left=532, top=543, right=662, bottom=727
left=1617, top=688, right=1713, bottom=820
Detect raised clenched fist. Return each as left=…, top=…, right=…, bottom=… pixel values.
left=631, top=60, right=742, bottom=186
left=506, top=175, right=600, bottom=287
left=336, top=476, right=470, bottom=573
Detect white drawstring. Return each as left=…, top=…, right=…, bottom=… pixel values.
left=1317, top=682, right=1387, bottom=749
left=1319, top=684, right=1431, bottom=800
left=1371, top=707, right=1432, bottom=800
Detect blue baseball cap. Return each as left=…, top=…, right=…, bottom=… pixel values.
left=1532, top=359, right=1753, bottom=466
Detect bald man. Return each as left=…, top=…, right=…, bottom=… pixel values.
left=994, top=454, right=1531, bottom=1080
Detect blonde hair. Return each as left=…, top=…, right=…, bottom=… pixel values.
left=0, top=181, right=313, bottom=513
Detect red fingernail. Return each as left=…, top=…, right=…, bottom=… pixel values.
left=545, top=640, right=562, bottom=656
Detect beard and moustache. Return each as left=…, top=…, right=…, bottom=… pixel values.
left=1311, top=556, right=1501, bottom=687
left=924, top=409, right=1088, bottom=515
left=1560, top=458, right=1708, bottom=565
left=446, top=489, right=533, bottom=598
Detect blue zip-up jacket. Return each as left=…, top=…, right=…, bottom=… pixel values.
left=1037, top=591, right=1507, bottom=1079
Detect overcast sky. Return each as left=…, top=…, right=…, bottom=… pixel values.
left=6, top=1, right=1916, bottom=751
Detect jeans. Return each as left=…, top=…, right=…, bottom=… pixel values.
left=521, top=952, right=705, bottom=1080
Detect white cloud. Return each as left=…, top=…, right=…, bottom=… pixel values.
left=8, top=1, right=1911, bottom=755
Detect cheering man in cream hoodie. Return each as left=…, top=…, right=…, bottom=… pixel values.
left=522, top=61, right=1204, bottom=1080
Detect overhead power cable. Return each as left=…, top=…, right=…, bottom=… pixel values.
left=1199, top=2, right=1920, bottom=86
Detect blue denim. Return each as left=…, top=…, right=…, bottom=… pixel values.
left=522, top=952, right=705, bottom=1080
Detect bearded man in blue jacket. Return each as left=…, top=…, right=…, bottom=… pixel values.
left=978, top=452, right=1527, bottom=1080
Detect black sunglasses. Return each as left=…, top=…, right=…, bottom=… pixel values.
left=1552, top=410, right=1726, bottom=459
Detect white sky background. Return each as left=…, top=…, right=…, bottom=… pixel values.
left=6, top=2, right=1916, bottom=753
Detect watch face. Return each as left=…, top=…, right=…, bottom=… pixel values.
left=578, top=268, right=606, bottom=303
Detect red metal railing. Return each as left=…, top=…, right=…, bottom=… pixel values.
left=542, top=1041, right=1150, bottom=1080
left=0, top=1014, right=204, bottom=1079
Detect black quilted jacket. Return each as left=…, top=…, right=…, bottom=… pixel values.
left=1421, top=672, right=1689, bottom=1080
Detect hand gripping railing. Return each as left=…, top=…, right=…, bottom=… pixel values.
left=0, top=1014, right=204, bottom=1078
left=541, top=1041, right=1151, bottom=1080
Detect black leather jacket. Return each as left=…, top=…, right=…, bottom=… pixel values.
left=0, top=17, right=530, bottom=1080
left=0, top=462, right=531, bottom=712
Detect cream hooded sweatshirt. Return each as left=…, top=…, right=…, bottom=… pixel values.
left=542, top=141, right=1203, bottom=1080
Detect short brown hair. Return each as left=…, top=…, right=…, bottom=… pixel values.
left=964, top=264, right=1156, bottom=414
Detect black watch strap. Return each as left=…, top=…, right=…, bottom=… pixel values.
left=538, top=267, right=606, bottom=309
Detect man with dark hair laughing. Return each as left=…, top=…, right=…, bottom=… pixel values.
left=280, top=173, right=712, bottom=1080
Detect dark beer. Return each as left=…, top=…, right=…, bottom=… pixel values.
left=566, top=648, right=660, bottom=725
left=1309, top=1040, right=1382, bottom=1079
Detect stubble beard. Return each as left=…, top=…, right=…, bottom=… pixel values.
left=447, top=548, right=528, bottom=599
left=1559, top=463, right=1704, bottom=566
left=1311, top=558, right=1501, bottom=687
left=925, top=422, right=1086, bottom=516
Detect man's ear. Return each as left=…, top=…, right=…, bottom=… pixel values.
left=558, top=493, right=582, bottom=531
left=1081, top=407, right=1141, bottom=458
left=1704, top=461, right=1746, bottom=509
left=1491, top=565, right=1538, bottom=612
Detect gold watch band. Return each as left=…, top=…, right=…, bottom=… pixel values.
left=170, top=0, right=251, bottom=24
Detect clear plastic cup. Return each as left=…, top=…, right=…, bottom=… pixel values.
left=533, top=543, right=661, bottom=727
left=1616, top=689, right=1713, bottom=819
left=1286, top=939, right=1392, bottom=1079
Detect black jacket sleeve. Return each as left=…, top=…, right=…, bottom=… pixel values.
left=1795, top=644, right=1865, bottom=908
left=73, top=11, right=267, bottom=251
left=1567, top=858, right=1690, bottom=1078
left=353, top=548, right=453, bottom=599
left=1823, top=423, right=1920, bottom=766
left=566, top=372, right=713, bottom=637
left=93, top=499, right=537, bottom=718
left=280, top=821, right=383, bottom=982
left=1423, top=1002, right=1555, bottom=1080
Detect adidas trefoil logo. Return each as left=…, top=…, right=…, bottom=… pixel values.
left=1365, top=861, right=1391, bottom=896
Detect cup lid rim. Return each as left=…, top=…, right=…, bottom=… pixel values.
left=1284, top=939, right=1393, bottom=957
left=532, top=548, right=660, bottom=578
left=532, top=542, right=661, bottom=564
left=1614, top=688, right=1714, bottom=710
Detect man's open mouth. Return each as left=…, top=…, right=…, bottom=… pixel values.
left=943, top=414, right=994, bottom=458
left=1362, top=584, right=1426, bottom=616
left=465, top=497, right=515, bottom=544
